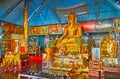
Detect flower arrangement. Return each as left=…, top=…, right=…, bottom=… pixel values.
left=70, top=51, right=76, bottom=59
left=76, top=38, right=83, bottom=53
left=48, top=37, right=55, bottom=48
left=70, top=51, right=76, bottom=55
left=76, top=38, right=82, bottom=46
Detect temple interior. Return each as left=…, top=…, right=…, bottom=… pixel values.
left=0, top=0, right=120, bottom=79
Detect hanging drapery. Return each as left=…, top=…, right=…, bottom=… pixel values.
left=57, top=3, right=88, bottom=17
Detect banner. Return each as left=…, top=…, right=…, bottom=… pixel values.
left=95, top=20, right=113, bottom=31
left=80, top=21, right=95, bottom=32
left=49, top=25, right=59, bottom=34
left=29, top=26, right=47, bottom=35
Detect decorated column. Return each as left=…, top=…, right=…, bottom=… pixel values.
left=23, top=7, right=28, bottom=53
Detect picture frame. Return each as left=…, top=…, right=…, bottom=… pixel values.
left=92, top=47, right=100, bottom=60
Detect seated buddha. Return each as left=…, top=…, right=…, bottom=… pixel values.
left=106, top=34, right=116, bottom=57
left=100, top=36, right=107, bottom=52
left=55, top=12, right=82, bottom=52
left=100, top=34, right=116, bottom=59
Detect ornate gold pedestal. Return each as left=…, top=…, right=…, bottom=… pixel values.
left=51, top=53, right=88, bottom=75
left=44, top=47, right=56, bottom=61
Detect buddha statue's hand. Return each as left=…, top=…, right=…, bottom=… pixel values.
left=67, top=36, right=77, bottom=39
left=67, top=36, right=74, bottom=38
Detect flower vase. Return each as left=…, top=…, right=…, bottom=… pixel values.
left=72, top=54, right=76, bottom=59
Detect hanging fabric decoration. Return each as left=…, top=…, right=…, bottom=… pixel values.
left=57, top=3, right=88, bottom=17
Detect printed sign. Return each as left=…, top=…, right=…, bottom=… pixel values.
left=92, top=48, right=100, bottom=60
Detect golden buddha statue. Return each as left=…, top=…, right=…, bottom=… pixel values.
left=51, top=12, right=88, bottom=74
left=106, top=34, right=116, bottom=57
left=55, top=12, right=82, bottom=52
left=100, top=36, right=107, bottom=52
left=100, top=34, right=116, bottom=59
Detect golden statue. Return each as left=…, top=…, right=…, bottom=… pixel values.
left=55, top=12, right=82, bottom=52
left=100, top=36, right=107, bottom=53
left=51, top=12, right=88, bottom=75
left=0, top=50, right=22, bottom=72
left=100, top=34, right=116, bottom=59
left=107, top=34, right=116, bottom=57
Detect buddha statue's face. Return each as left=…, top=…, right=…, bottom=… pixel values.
left=68, top=13, right=76, bottom=25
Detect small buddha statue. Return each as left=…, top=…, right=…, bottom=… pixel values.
left=100, top=36, right=107, bottom=52
left=106, top=34, right=116, bottom=57
left=55, top=12, right=82, bottom=51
